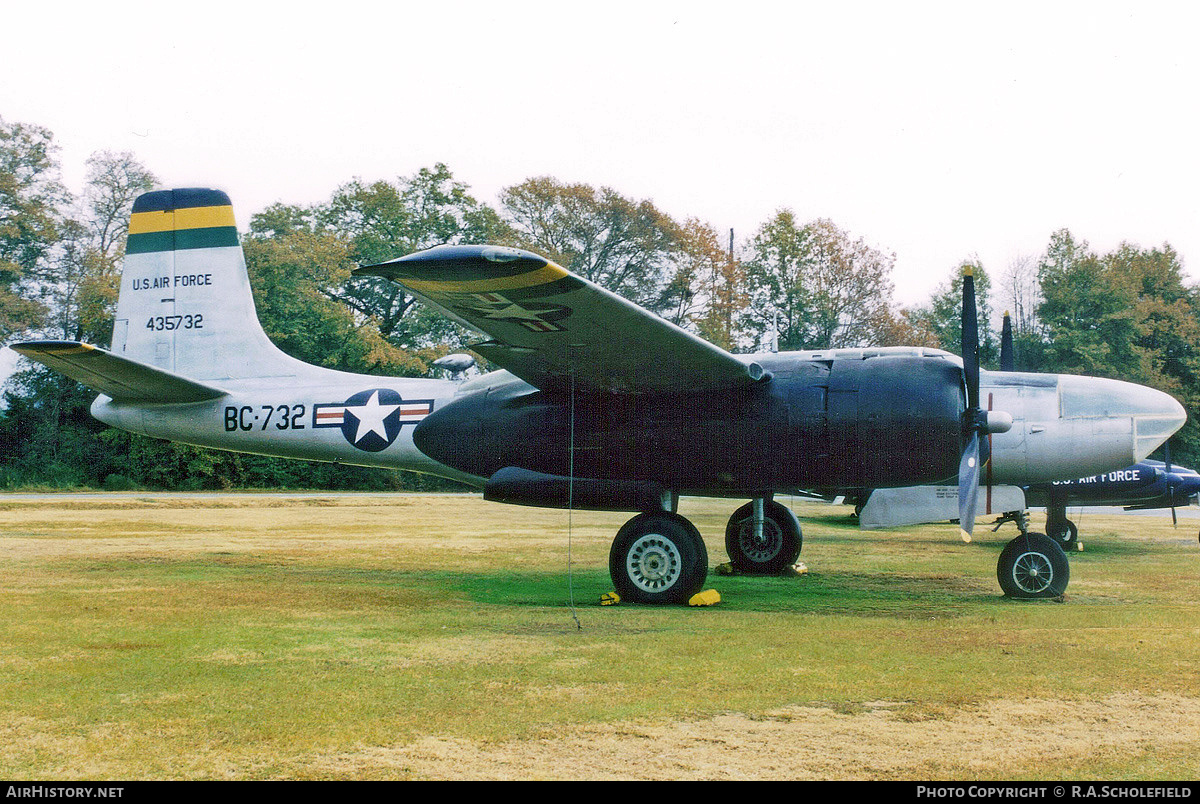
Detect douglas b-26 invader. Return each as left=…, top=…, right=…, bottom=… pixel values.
left=13, top=189, right=1187, bottom=603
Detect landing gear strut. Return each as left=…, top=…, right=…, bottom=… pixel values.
left=991, top=509, right=1030, bottom=535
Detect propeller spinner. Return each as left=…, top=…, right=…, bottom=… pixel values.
left=958, top=267, right=1013, bottom=542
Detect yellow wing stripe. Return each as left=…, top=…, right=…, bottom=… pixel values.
left=17, top=343, right=96, bottom=356
left=399, top=262, right=570, bottom=294
left=129, top=205, right=236, bottom=235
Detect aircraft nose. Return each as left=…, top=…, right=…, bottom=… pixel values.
left=1058, top=375, right=1187, bottom=461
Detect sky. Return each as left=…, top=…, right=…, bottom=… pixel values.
left=3, top=0, right=1198, bottom=378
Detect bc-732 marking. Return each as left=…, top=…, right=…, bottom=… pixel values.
left=224, top=404, right=306, bottom=432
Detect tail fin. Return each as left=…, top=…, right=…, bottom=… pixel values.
left=114, top=188, right=303, bottom=381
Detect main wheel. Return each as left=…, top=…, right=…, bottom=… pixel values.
left=997, top=532, right=1070, bottom=599
left=724, top=500, right=802, bottom=574
left=1046, top=517, right=1078, bottom=550
left=609, top=512, right=708, bottom=604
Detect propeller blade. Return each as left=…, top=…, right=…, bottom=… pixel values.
left=1165, top=442, right=1177, bottom=527
left=956, top=264, right=985, bottom=543
left=1000, top=311, right=1014, bottom=372
left=961, top=266, right=980, bottom=411
left=958, top=431, right=981, bottom=543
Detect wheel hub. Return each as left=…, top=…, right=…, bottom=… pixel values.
left=627, top=533, right=682, bottom=592
left=1012, top=550, right=1054, bottom=594
left=738, top=519, right=783, bottom=562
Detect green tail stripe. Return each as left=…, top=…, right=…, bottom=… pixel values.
left=126, top=226, right=239, bottom=254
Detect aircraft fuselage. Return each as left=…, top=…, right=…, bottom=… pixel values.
left=91, top=345, right=1186, bottom=509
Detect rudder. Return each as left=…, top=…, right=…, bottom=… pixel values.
left=114, top=188, right=303, bottom=381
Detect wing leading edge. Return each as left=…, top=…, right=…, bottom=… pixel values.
left=356, top=245, right=764, bottom=394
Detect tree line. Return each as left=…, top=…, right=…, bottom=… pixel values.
left=2, top=115, right=1197, bottom=490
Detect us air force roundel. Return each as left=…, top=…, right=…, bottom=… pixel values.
left=312, top=389, right=434, bottom=452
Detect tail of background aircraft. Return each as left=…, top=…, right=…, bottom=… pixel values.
left=114, top=188, right=305, bottom=381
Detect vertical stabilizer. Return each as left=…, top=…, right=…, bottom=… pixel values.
left=114, top=188, right=304, bottom=381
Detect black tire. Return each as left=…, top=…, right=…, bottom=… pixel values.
left=609, top=512, right=708, bottom=605
left=997, top=532, right=1070, bottom=599
left=724, top=500, right=803, bottom=574
left=1046, top=518, right=1078, bottom=550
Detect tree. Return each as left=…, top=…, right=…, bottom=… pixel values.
left=1102, top=242, right=1200, bottom=462
left=740, top=209, right=812, bottom=350
left=499, top=176, right=684, bottom=315
left=0, top=117, right=66, bottom=340
left=740, top=211, right=906, bottom=350
left=1035, top=230, right=1138, bottom=378
left=995, top=253, right=1044, bottom=371
left=803, top=219, right=902, bottom=348
left=319, top=165, right=513, bottom=349
left=686, top=222, right=743, bottom=351
left=242, top=228, right=429, bottom=375
left=249, top=165, right=513, bottom=360
left=47, top=151, right=156, bottom=343
left=1030, top=231, right=1200, bottom=463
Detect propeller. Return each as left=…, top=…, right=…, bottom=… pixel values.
left=1000, top=311, right=1015, bottom=372
left=958, top=266, right=1013, bottom=543
left=1165, top=441, right=1178, bottom=527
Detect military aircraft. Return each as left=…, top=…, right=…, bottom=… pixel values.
left=993, top=314, right=1198, bottom=548
left=1021, top=458, right=1200, bottom=546
left=11, top=188, right=1187, bottom=604
left=853, top=314, right=1198, bottom=553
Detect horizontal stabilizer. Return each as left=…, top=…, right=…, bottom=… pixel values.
left=11, top=341, right=226, bottom=403
left=858, top=484, right=1027, bottom=530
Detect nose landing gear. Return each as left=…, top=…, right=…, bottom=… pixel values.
left=997, top=532, right=1070, bottom=599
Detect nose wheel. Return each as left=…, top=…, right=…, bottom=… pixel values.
left=1046, top=516, right=1079, bottom=551
left=997, top=532, right=1070, bottom=599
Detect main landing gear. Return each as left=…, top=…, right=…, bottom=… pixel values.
left=607, top=496, right=1070, bottom=603
left=608, top=496, right=802, bottom=604
left=608, top=511, right=709, bottom=605
left=724, top=498, right=802, bottom=574
left=1045, top=508, right=1080, bottom=551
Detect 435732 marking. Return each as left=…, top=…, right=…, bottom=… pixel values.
left=146, top=314, right=203, bottom=331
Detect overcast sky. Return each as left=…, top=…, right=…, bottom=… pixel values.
left=3, top=1, right=1198, bottom=375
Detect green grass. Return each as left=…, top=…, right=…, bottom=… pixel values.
left=1, top=494, right=1198, bottom=779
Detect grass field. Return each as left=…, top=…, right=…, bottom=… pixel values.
left=1, top=492, right=1198, bottom=780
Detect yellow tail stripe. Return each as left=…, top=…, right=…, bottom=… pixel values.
left=129, top=205, right=236, bottom=235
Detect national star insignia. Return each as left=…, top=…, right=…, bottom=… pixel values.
left=344, top=390, right=401, bottom=444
